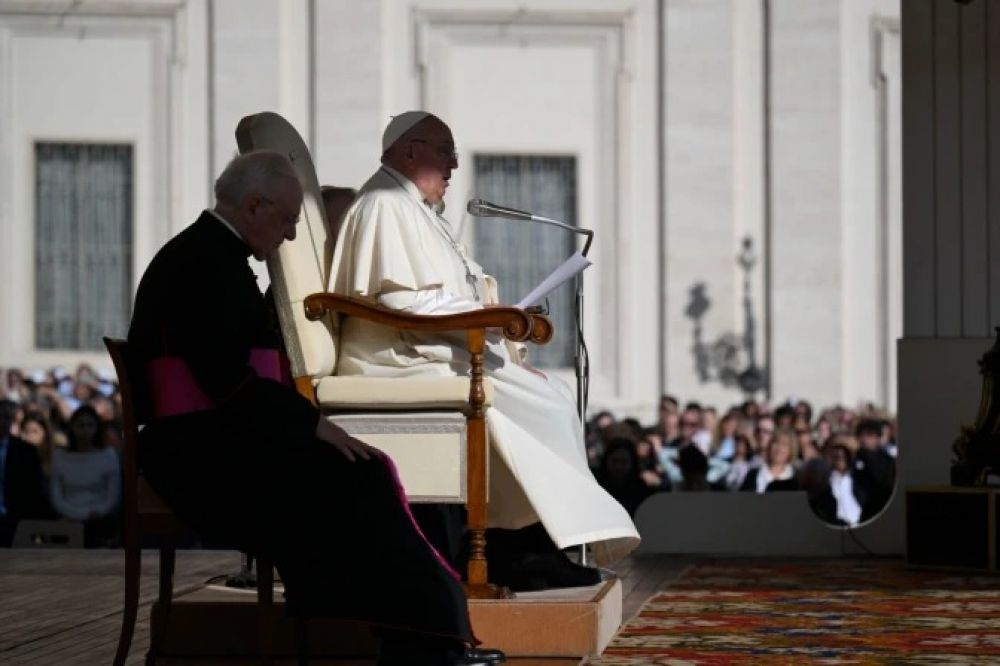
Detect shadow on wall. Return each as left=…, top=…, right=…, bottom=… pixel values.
left=684, top=236, right=768, bottom=396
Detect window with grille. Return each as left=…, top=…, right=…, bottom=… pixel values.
left=473, top=155, right=577, bottom=368
left=35, top=143, right=133, bottom=351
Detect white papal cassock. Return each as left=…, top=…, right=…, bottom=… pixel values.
left=330, top=165, right=639, bottom=565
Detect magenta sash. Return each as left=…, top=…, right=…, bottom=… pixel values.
left=148, top=348, right=286, bottom=418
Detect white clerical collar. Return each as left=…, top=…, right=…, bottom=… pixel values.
left=205, top=208, right=244, bottom=241
left=380, top=165, right=446, bottom=214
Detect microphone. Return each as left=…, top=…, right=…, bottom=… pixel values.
left=467, top=199, right=534, bottom=221
left=466, top=198, right=593, bottom=255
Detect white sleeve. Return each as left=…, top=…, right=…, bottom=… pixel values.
left=379, top=288, right=483, bottom=315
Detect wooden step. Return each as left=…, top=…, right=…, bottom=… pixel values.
left=153, top=578, right=621, bottom=659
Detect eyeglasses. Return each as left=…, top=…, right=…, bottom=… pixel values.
left=410, top=139, right=458, bottom=162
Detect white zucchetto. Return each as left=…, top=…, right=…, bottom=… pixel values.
left=381, top=111, right=432, bottom=153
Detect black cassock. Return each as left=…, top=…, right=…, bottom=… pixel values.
left=128, top=212, right=472, bottom=640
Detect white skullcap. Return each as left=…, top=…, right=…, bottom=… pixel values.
left=382, top=111, right=432, bottom=153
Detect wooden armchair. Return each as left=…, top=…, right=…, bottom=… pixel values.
left=236, top=112, right=553, bottom=598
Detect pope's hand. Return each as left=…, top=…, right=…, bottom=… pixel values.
left=315, top=417, right=377, bottom=462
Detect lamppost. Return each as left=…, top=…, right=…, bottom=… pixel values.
left=737, top=236, right=767, bottom=396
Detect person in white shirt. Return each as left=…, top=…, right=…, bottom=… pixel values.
left=740, top=428, right=799, bottom=493
left=825, top=442, right=864, bottom=526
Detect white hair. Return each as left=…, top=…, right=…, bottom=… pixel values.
left=214, top=150, right=300, bottom=206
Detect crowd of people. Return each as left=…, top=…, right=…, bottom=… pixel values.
left=0, top=358, right=899, bottom=548
left=0, top=365, right=123, bottom=547
left=588, top=395, right=897, bottom=527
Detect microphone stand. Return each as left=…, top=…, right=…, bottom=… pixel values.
left=476, top=210, right=595, bottom=566
left=526, top=215, right=593, bottom=424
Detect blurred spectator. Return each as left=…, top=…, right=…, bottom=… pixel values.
left=754, top=415, right=775, bottom=456
left=853, top=418, right=895, bottom=521
left=738, top=400, right=760, bottom=420
left=49, top=405, right=121, bottom=547
left=712, top=411, right=739, bottom=460
left=702, top=407, right=719, bottom=441
left=882, top=419, right=898, bottom=458
left=18, top=410, right=57, bottom=477
left=0, top=399, right=51, bottom=546
left=795, top=419, right=820, bottom=463
left=672, top=406, right=703, bottom=450
left=794, top=400, right=813, bottom=425
left=678, top=445, right=711, bottom=491
left=635, top=434, right=670, bottom=491
left=723, top=432, right=759, bottom=491
left=741, top=428, right=799, bottom=493
left=657, top=395, right=680, bottom=443
left=815, top=416, right=833, bottom=445
left=774, top=403, right=796, bottom=429
left=823, top=442, right=865, bottom=526
left=798, top=457, right=838, bottom=525
left=99, top=420, right=124, bottom=454
left=595, top=439, right=656, bottom=516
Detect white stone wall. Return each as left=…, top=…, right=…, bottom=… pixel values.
left=0, top=0, right=902, bottom=418
left=662, top=0, right=741, bottom=412
left=0, top=1, right=208, bottom=369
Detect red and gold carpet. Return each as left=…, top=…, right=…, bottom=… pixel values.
left=588, top=559, right=1000, bottom=665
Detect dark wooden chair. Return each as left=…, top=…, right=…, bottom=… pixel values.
left=104, top=337, right=290, bottom=666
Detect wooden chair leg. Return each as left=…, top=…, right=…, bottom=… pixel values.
left=114, top=536, right=141, bottom=666
left=146, top=546, right=175, bottom=665
left=295, top=616, right=309, bottom=666
left=464, top=331, right=512, bottom=600
left=257, top=557, right=274, bottom=665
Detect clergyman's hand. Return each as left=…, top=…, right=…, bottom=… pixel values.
left=315, top=417, right=377, bottom=462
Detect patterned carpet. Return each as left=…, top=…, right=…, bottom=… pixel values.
left=588, top=559, right=1000, bottom=665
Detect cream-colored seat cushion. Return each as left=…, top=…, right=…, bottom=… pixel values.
left=315, top=376, right=494, bottom=410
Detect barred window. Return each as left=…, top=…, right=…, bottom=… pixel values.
left=35, top=143, right=133, bottom=351
left=473, top=155, right=577, bottom=368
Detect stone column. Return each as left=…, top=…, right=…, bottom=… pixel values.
left=898, top=0, right=1000, bottom=494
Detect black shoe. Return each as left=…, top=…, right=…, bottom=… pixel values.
left=454, top=647, right=506, bottom=665
left=376, top=636, right=505, bottom=666
left=505, top=552, right=602, bottom=591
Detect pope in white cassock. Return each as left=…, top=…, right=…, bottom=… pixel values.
left=329, top=111, right=639, bottom=570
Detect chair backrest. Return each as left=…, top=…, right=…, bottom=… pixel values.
left=235, top=112, right=338, bottom=381
left=103, top=337, right=141, bottom=526
left=104, top=337, right=178, bottom=528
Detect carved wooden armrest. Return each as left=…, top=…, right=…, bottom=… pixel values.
left=303, top=292, right=553, bottom=345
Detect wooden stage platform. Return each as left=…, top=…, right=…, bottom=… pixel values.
left=0, top=549, right=690, bottom=665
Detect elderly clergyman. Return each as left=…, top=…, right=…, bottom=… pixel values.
left=330, top=112, right=639, bottom=587
left=128, top=151, right=504, bottom=666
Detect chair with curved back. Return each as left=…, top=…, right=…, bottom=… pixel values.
left=235, top=112, right=553, bottom=599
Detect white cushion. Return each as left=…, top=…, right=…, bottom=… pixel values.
left=315, top=375, right=494, bottom=410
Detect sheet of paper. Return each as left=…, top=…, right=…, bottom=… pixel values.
left=516, top=250, right=592, bottom=308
